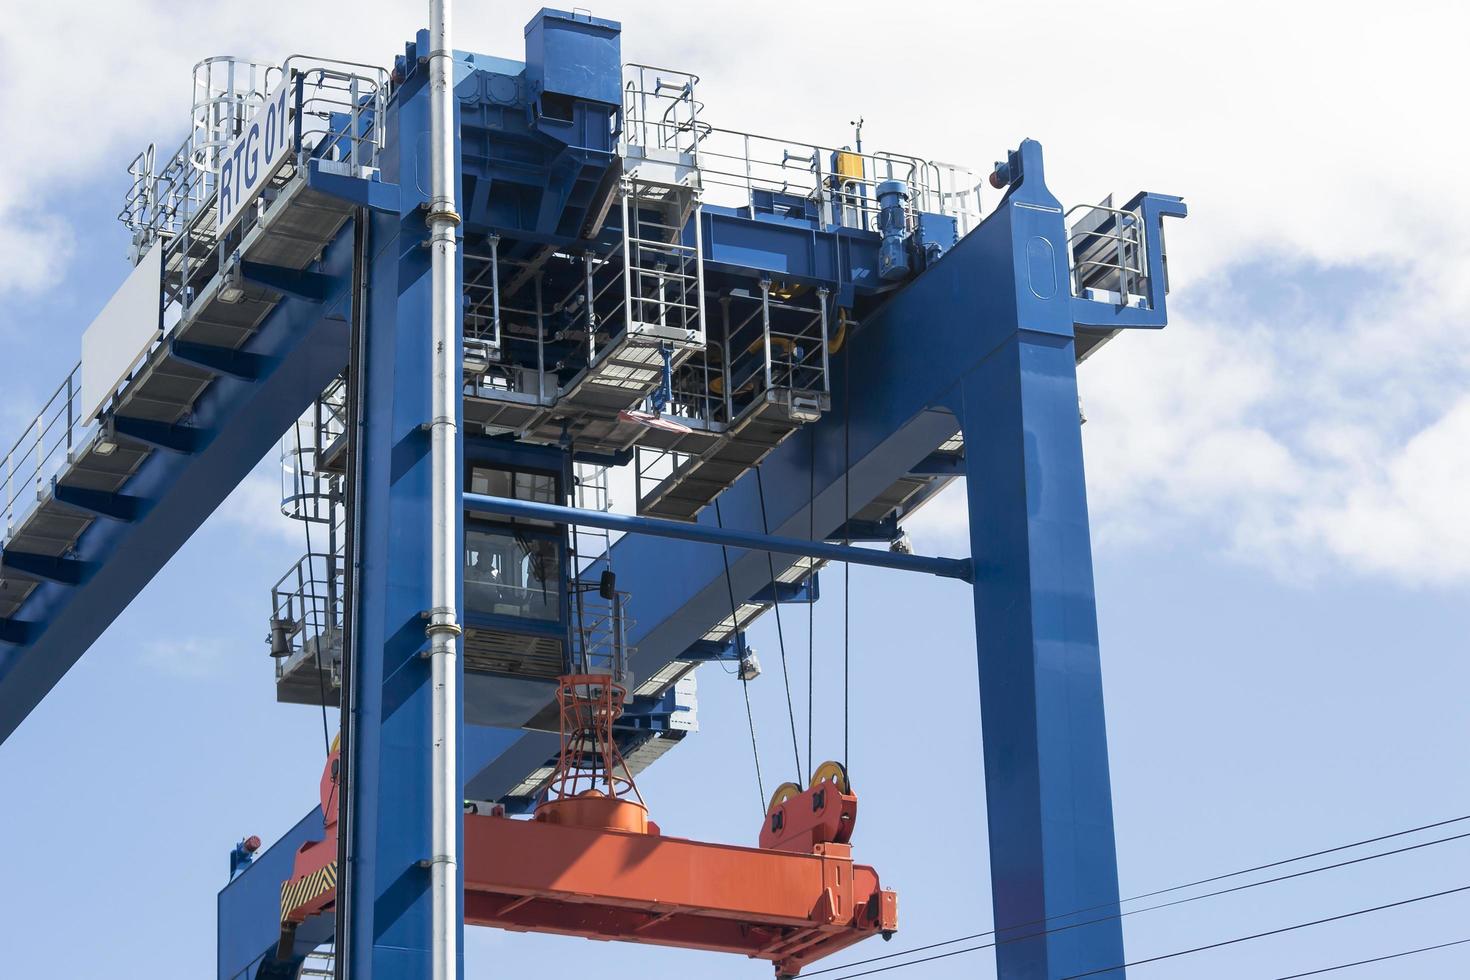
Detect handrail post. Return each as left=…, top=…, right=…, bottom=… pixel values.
left=759, top=278, right=773, bottom=396
left=65, top=373, right=74, bottom=458
left=818, top=288, right=831, bottom=397
left=33, top=415, right=43, bottom=500
left=720, top=297, right=733, bottom=423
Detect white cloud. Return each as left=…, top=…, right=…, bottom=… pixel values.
left=3, top=0, right=1466, bottom=585
left=910, top=259, right=1470, bottom=587
left=1303, top=396, right=1470, bottom=582
left=217, top=462, right=305, bottom=545
left=0, top=210, right=73, bottom=295
left=139, top=635, right=233, bottom=678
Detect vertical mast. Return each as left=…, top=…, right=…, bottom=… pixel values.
left=425, top=1, right=461, bottom=979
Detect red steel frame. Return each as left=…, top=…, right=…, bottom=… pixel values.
left=463, top=808, right=896, bottom=977
left=278, top=680, right=896, bottom=977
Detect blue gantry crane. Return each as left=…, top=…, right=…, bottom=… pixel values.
left=0, top=6, right=1184, bottom=979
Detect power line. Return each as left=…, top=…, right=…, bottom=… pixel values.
left=820, top=884, right=1470, bottom=980
left=816, top=832, right=1470, bottom=977
left=1270, top=936, right=1470, bottom=979
left=1058, top=884, right=1470, bottom=979
left=804, top=813, right=1470, bottom=978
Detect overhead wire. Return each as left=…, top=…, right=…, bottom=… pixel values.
left=818, top=883, right=1470, bottom=980
left=1269, top=936, right=1470, bottom=979
left=755, top=466, right=804, bottom=783
left=714, top=497, right=765, bottom=811
left=803, top=812, right=1470, bottom=978
left=1057, top=883, right=1470, bottom=979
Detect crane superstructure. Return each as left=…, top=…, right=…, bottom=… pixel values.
left=0, top=7, right=1184, bottom=979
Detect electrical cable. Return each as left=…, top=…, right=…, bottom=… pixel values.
left=714, top=497, right=765, bottom=811
left=804, top=813, right=1470, bottom=977
left=819, top=883, right=1470, bottom=980
left=1057, top=883, right=1470, bottom=979
left=1269, top=936, right=1470, bottom=979
left=755, top=466, right=804, bottom=783
left=812, top=830, right=1470, bottom=976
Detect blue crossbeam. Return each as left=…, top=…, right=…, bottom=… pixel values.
left=0, top=231, right=356, bottom=744
left=460, top=493, right=973, bottom=581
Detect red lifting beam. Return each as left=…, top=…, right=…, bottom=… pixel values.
left=279, top=681, right=897, bottom=977
left=463, top=799, right=895, bottom=978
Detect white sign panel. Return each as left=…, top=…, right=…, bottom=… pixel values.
left=217, top=73, right=295, bottom=234
left=81, top=246, right=164, bottom=422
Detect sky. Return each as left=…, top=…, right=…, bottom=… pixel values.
left=1, top=1, right=1467, bottom=978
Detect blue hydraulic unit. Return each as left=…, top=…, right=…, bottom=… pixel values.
left=0, top=6, right=1185, bottom=980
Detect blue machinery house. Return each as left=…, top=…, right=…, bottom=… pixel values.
left=0, top=8, right=1184, bottom=979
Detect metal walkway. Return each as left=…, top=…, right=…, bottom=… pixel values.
left=0, top=166, right=362, bottom=739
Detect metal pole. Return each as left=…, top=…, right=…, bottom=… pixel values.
left=425, top=2, right=461, bottom=979
left=65, top=373, right=74, bottom=458
left=488, top=233, right=502, bottom=352
left=720, top=296, right=733, bottom=422
left=34, top=416, right=43, bottom=499
left=817, top=288, right=831, bottom=396
left=461, top=493, right=973, bottom=582
left=691, top=194, right=707, bottom=346
left=760, top=278, right=773, bottom=395
left=534, top=273, right=546, bottom=403
left=584, top=253, right=597, bottom=362
left=619, top=180, right=635, bottom=327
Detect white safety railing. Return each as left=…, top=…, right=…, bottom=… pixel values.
left=121, top=58, right=389, bottom=317
left=623, top=64, right=703, bottom=157
left=1066, top=201, right=1149, bottom=303
left=621, top=63, right=981, bottom=237
left=571, top=588, right=634, bottom=681
left=693, top=126, right=981, bottom=236
left=284, top=56, right=392, bottom=174
left=2, top=365, right=92, bottom=547
left=269, top=548, right=344, bottom=679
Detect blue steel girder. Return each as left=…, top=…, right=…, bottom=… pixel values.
left=462, top=138, right=1183, bottom=978
left=1070, top=190, right=1188, bottom=330
left=0, top=229, right=356, bottom=744
left=215, top=114, right=1182, bottom=977
left=218, top=809, right=331, bottom=980
left=696, top=206, right=883, bottom=294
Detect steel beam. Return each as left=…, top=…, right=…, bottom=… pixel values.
left=335, top=61, right=467, bottom=980
left=465, top=139, right=1163, bottom=979
left=0, top=248, right=353, bottom=744
left=460, top=493, right=972, bottom=582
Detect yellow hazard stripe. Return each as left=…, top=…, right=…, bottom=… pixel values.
left=281, top=860, right=338, bottom=922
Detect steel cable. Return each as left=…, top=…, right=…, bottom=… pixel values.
left=714, top=497, right=765, bottom=811
left=816, top=883, right=1470, bottom=980
left=755, top=466, right=804, bottom=783
left=804, top=813, right=1470, bottom=978
left=1269, top=936, right=1470, bottom=978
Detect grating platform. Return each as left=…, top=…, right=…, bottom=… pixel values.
left=0, top=169, right=356, bottom=624
left=638, top=387, right=828, bottom=521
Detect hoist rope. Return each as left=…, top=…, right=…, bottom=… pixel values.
left=755, top=467, right=804, bottom=783
left=841, top=338, right=852, bottom=771
left=714, top=497, right=765, bottom=812
left=807, top=428, right=816, bottom=780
